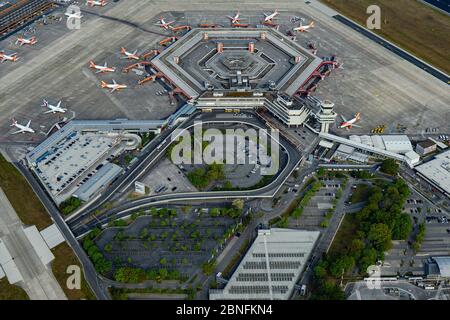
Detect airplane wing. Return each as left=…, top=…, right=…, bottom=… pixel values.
left=44, top=109, right=54, bottom=114
left=351, top=124, right=362, bottom=128
left=26, top=120, right=31, bottom=127
left=340, top=114, right=347, bottom=122
left=96, top=69, right=103, bottom=74
left=12, top=129, right=24, bottom=134
left=104, top=62, right=108, bottom=67
left=56, top=101, right=62, bottom=108
left=112, top=79, right=117, bottom=85
left=110, top=87, right=117, bottom=93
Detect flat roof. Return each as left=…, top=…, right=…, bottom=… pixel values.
left=415, top=150, right=450, bottom=194
left=73, top=162, right=123, bottom=202
left=209, top=228, right=319, bottom=300
left=151, top=27, right=322, bottom=98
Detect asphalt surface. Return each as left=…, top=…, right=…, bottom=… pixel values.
left=15, top=163, right=111, bottom=300
left=69, top=112, right=303, bottom=236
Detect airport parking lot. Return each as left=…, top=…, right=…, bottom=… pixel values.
left=95, top=208, right=237, bottom=278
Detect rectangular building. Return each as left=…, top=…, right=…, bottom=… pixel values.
left=416, top=140, right=437, bottom=156
left=209, top=228, right=319, bottom=300
left=415, top=150, right=450, bottom=197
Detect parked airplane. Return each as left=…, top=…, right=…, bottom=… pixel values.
left=86, top=0, right=107, bottom=7
left=42, top=99, right=67, bottom=114
left=339, top=113, right=361, bottom=129
left=0, top=51, right=18, bottom=63
left=155, top=17, right=175, bottom=30
left=120, top=47, right=140, bottom=60
left=293, top=21, right=315, bottom=32
left=227, top=11, right=241, bottom=24
left=65, top=11, right=83, bottom=19
left=89, top=60, right=115, bottom=73
left=101, top=80, right=127, bottom=93
left=10, top=119, right=35, bottom=134
left=264, top=9, right=279, bottom=22
left=16, top=36, right=37, bottom=46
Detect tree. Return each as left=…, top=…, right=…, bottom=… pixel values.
left=368, top=223, right=392, bottom=252
left=380, top=159, right=399, bottom=175
left=392, top=213, right=412, bottom=240
left=232, top=199, right=244, bottom=211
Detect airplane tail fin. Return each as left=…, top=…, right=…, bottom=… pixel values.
left=89, top=60, right=96, bottom=68
left=41, top=99, right=48, bottom=107
left=101, top=81, right=108, bottom=88
left=12, top=55, right=18, bottom=62
left=121, top=47, right=126, bottom=54
left=11, top=118, right=17, bottom=126
left=310, top=21, right=315, bottom=28
left=355, top=112, right=361, bottom=120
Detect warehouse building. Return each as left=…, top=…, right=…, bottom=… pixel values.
left=209, top=228, right=319, bottom=300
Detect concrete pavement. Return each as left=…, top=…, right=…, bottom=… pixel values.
left=0, top=187, right=67, bottom=300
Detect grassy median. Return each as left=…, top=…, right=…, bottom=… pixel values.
left=321, top=0, right=450, bottom=74
left=0, top=155, right=52, bottom=230
left=0, top=279, right=29, bottom=300
left=51, top=243, right=95, bottom=300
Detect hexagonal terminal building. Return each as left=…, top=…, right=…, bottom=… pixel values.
left=151, top=27, right=336, bottom=127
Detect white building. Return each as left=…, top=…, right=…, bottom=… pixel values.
left=381, top=135, right=413, bottom=154
left=209, top=228, right=319, bottom=300
left=415, top=150, right=450, bottom=197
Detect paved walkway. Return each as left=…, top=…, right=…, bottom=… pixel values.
left=0, top=187, right=67, bottom=300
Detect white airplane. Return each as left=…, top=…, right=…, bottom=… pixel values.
left=0, top=51, right=18, bottom=63
left=120, top=47, right=140, bottom=60
left=155, top=17, right=175, bottom=30
left=42, top=99, right=67, bottom=114
left=293, top=21, right=315, bottom=32
left=227, top=11, right=241, bottom=24
left=89, top=60, right=116, bottom=73
left=101, top=80, right=127, bottom=93
left=10, top=119, right=35, bottom=134
left=65, top=11, right=83, bottom=19
left=339, top=112, right=361, bottom=129
left=263, top=9, right=278, bottom=22
left=16, top=36, right=37, bottom=46
left=86, top=0, right=107, bottom=7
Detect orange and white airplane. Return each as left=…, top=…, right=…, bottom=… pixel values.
left=86, top=0, right=107, bottom=7
left=0, top=51, right=18, bottom=63
left=16, top=36, right=37, bottom=46
left=227, top=11, right=241, bottom=24
left=293, top=21, right=315, bottom=32
left=120, top=47, right=140, bottom=60
left=89, top=60, right=116, bottom=73
left=263, top=9, right=278, bottom=22
left=10, top=118, right=35, bottom=134
left=101, top=80, right=127, bottom=93
left=155, top=17, right=175, bottom=30
left=339, top=113, right=361, bottom=129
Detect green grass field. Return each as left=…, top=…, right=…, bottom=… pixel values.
left=51, top=243, right=95, bottom=300
left=0, top=155, right=52, bottom=230
left=321, top=0, right=450, bottom=74
left=0, top=279, right=29, bottom=300
left=350, top=184, right=371, bottom=203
